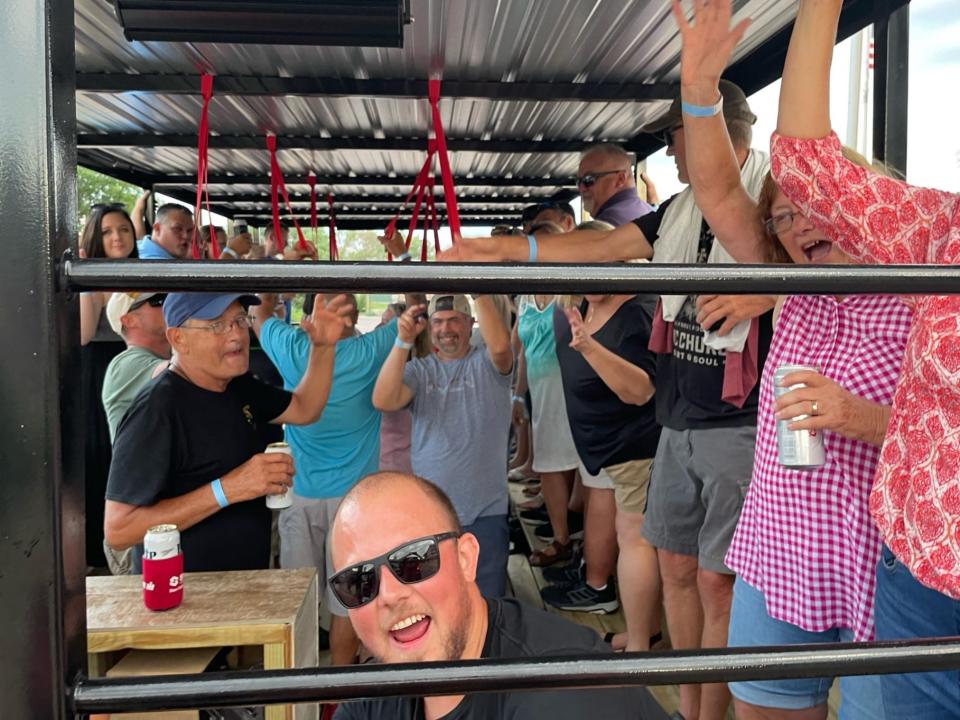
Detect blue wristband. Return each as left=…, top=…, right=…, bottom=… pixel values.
left=211, top=478, right=229, bottom=509
left=394, top=337, right=414, bottom=350
left=681, top=95, right=723, bottom=118
left=526, top=233, right=538, bottom=263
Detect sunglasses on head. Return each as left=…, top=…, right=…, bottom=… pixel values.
left=575, top=170, right=622, bottom=188
left=328, top=532, right=461, bottom=609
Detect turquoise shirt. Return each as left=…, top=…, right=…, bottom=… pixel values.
left=517, top=296, right=562, bottom=383
left=259, top=317, right=398, bottom=498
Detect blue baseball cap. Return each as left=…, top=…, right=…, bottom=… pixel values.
left=163, top=292, right=261, bottom=328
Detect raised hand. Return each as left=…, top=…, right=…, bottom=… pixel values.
left=397, top=303, right=428, bottom=344
left=378, top=228, right=407, bottom=257
left=301, top=293, right=354, bottom=346
left=565, top=307, right=595, bottom=355
left=674, top=0, right=751, bottom=96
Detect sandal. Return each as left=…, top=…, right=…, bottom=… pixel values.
left=529, top=540, right=573, bottom=567
left=521, top=484, right=542, bottom=497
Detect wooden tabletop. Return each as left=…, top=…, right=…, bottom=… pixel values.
left=87, top=568, right=317, bottom=633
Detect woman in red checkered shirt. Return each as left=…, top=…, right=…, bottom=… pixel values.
left=673, top=1, right=913, bottom=717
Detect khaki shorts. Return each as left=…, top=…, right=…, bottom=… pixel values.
left=278, top=493, right=347, bottom=616
left=605, top=458, right=653, bottom=514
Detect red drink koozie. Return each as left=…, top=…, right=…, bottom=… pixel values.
left=142, top=524, right=184, bottom=611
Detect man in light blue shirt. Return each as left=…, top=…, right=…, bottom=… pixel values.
left=252, top=292, right=407, bottom=666
left=137, top=204, right=194, bottom=259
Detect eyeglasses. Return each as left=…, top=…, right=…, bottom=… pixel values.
left=764, top=210, right=800, bottom=235
left=576, top=170, right=623, bottom=188
left=660, top=126, right=683, bottom=148
left=180, top=314, right=253, bottom=336
left=130, top=294, right=166, bottom=311
left=328, top=532, right=461, bottom=609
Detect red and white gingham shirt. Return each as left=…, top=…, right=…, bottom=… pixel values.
left=772, top=131, right=960, bottom=600
left=726, top=294, right=911, bottom=640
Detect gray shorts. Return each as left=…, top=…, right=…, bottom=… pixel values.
left=642, top=425, right=755, bottom=573
left=278, top=493, right=347, bottom=616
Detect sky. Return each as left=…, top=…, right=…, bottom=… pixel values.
left=647, top=0, right=960, bottom=199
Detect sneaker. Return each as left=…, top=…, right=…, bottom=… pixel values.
left=518, top=506, right=550, bottom=525
left=541, top=578, right=619, bottom=614
left=533, top=512, right=584, bottom=541
left=541, top=559, right=584, bottom=587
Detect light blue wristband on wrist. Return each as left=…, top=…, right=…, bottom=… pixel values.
left=397, top=251, right=412, bottom=262
left=394, top=337, right=414, bottom=350
left=526, top=233, right=538, bottom=263
left=681, top=95, right=723, bottom=118
left=211, top=478, right=229, bottom=509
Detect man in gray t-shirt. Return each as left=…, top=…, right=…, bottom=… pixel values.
left=373, top=293, right=514, bottom=597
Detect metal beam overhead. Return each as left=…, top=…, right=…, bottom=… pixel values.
left=208, top=192, right=549, bottom=205
left=76, top=73, right=679, bottom=102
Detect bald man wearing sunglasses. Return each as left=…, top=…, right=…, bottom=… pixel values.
left=330, top=472, right=668, bottom=720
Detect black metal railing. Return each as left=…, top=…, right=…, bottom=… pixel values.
left=62, top=255, right=960, bottom=296
left=71, top=638, right=960, bottom=714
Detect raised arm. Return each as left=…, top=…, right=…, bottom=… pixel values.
left=438, top=223, right=653, bottom=263
left=372, top=304, right=424, bottom=411
left=475, top=295, right=513, bottom=374
left=674, top=0, right=764, bottom=262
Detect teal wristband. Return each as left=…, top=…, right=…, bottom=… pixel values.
left=394, top=337, right=414, bottom=350
left=526, top=234, right=538, bottom=263
left=681, top=95, right=723, bottom=118
left=211, top=478, right=229, bottom=509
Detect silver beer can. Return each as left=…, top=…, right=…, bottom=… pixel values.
left=143, top=523, right=181, bottom=560
left=773, top=364, right=826, bottom=470
left=265, top=441, right=294, bottom=509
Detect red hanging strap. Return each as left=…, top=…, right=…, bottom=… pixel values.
left=266, top=133, right=308, bottom=251
left=427, top=179, right=441, bottom=257
left=307, top=172, right=318, bottom=238
left=385, top=143, right=435, bottom=260
left=427, top=79, right=460, bottom=241
left=191, top=73, right=219, bottom=258
left=326, top=193, right=338, bottom=261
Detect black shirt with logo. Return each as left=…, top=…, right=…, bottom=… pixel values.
left=634, top=197, right=773, bottom=430
left=106, top=370, right=291, bottom=572
left=334, top=598, right=669, bottom=720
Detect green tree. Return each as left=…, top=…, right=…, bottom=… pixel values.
left=76, top=166, right=143, bottom=229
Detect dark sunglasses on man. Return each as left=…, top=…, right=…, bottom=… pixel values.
left=328, top=532, right=461, bottom=609
left=130, top=293, right=166, bottom=311
left=575, top=170, right=622, bottom=188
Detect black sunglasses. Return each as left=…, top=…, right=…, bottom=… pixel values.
left=329, top=532, right=461, bottom=609
left=575, top=170, right=622, bottom=188
left=130, top=294, right=166, bottom=310
left=660, top=126, right=683, bottom=148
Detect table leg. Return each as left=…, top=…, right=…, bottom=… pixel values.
left=264, top=642, right=290, bottom=720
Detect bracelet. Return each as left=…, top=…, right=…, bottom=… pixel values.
left=681, top=94, right=723, bottom=118
left=211, top=478, right=230, bottom=509
left=394, top=337, right=414, bottom=350
left=220, top=246, right=239, bottom=258
left=396, top=251, right=412, bottom=262
left=511, top=395, right=524, bottom=404
left=526, top=234, right=538, bottom=263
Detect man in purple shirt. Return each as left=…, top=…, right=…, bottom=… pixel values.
left=578, top=143, right=653, bottom=226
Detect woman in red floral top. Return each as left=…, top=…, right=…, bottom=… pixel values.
left=769, top=0, right=960, bottom=717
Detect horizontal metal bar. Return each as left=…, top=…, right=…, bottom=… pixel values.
left=209, top=192, right=544, bottom=205
left=71, top=638, right=960, bottom=714
left=77, top=133, right=650, bottom=155
left=76, top=73, right=679, bottom=103
left=152, top=174, right=577, bottom=188
left=62, top=257, right=960, bottom=295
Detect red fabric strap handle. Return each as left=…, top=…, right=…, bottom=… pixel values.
left=192, top=73, right=219, bottom=258
left=326, top=193, right=338, bottom=261
left=307, top=172, right=318, bottom=237
left=428, top=79, right=460, bottom=241
left=266, top=133, right=308, bottom=251
left=386, top=143, right=434, bottom=260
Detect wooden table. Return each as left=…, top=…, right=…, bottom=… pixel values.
left=87, top=568, right=319, bottom=720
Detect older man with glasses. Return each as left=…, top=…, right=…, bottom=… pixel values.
left=330, top=471, right=669, bottom=720
left=104, top=291, right=354, bottom=574
left=577, top=143, right=653, bottom=226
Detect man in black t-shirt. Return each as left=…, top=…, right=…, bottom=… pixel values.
left=104, top=291, right=353, bottom=572
left=329, top=472, right=668, bottom=720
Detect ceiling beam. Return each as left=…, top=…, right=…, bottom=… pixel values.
left=76, top=73, right=678, bottom=102
left=156, top=174, right=577, bottom=188
left=236, top=217, right=512, bottom=230
left=208, top=192, right=543, bottom=205
left=77, top=133, right=657, bottom=155
left=236, top=208, right=516, bottom=219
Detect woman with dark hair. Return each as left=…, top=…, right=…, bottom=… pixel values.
left=78, top=203, right=138, bottom=569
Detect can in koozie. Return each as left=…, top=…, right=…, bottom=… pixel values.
left=773, top=364, right=826, bottom=470
left=142, top=524, right=184, bottom=611
left=265, top=441, right=293, bottom=510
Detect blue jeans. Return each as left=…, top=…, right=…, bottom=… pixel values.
left=462, top=514, right=509, bottom=598
left=728, top=577, right=885, bottom=719
left=874, top=545, right=960, bottom=719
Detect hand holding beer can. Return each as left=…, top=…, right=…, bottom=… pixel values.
left=142, top=524, right=184, bottom=611
left=265, top=441, right=294, bottom=509
left=774, top=364, right=826, bottom=470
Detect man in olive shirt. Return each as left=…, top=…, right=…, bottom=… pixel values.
left=330, top=472, right=668, bottom=720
